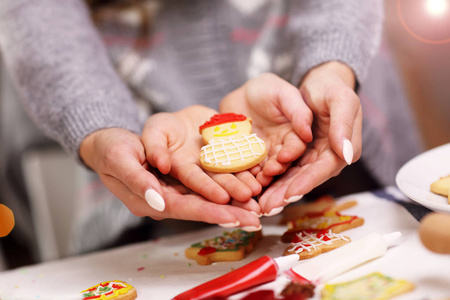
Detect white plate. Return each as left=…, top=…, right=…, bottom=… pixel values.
left=396, top=143, right=450, bottom=213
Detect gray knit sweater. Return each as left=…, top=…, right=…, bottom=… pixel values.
left=0, top=0, right=422, bottom=186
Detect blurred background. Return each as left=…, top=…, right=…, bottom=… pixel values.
left=1, top=0, right=449, bottom=270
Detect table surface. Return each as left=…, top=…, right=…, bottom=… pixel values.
left=1, top=187, right=449, bottom=300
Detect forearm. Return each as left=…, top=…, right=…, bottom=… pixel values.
left=290, top=0, right=384, bottom=86
left=0, top=0, right=142, bottom=158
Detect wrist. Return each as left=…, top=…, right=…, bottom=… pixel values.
left=300, top=61, right=356, bottom=90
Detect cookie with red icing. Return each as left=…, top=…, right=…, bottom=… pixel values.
left=199, top=113, right=267, bottom=173
left=281, top=211, right=364, bottom=243
left=280, top=195, right=357, bottom=225
left=185, top=229, right=262, bottom=265
left=81, top=280, right=137, bottom=300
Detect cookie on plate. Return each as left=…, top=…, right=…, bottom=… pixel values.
left=321, top=272, right=414, bottom=300
left=281, top=211, right=364, bottom=243
left=81, top=280, right=137, bottom=300
left=199, top=113, right=267, bottom=173
left=430, top=175, right=450, bottom=204
left=283, top=229, right=351, bottom=260
left=185, top=229, right=262, bottom=265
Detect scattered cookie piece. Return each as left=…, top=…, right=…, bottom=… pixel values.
left=199, top=113, right=267, bottom=173
left=81, top=280, right=137, bottom=300
left=284, top=230, right=350, bottom=260
left=281, top=211, right=364, bottom=243
left=280, top=195, right=357, bottom=224
left=321, top=272, right=414, bottom=300
left=185, top=229, right=262, bottom=265
left=280, top=281, right=315, bottom=299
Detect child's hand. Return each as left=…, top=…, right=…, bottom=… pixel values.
left=258, top=62, right=362, bottom=215
left=219, top=73, right=313, bottom=187
left=141, top=105, right=262, bottom=208
left=79, top=127, right=261, bottom=228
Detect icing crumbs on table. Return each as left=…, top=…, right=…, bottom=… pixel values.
left=137, top=266, right=145, bottom=271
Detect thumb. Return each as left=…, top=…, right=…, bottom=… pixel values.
left=329, top=89, right=362, bottom=165
left=142, top=117, right=173, bottom=175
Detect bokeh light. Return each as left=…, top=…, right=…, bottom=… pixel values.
left=425, top=0, right=448, bottom=17
left=398, top=0, right=450, bottom=44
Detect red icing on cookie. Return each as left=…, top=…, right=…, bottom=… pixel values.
left=198, top=246, right=217, bottom=256
left=199, top=113, right=247, bottom=131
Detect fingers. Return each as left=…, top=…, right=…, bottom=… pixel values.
left=175, top=164, right=231, bottom=204
left=164, top=196, right=262, bottom=229
left=259, top=148, right=346, bottom=215
left=230, top=198, right=261, bottom=216
left=274, top=75, right=313, bottom=143
left=101, top=173, right=262, bottom=229
left=261, top=130, right=307, bottom=178
left=142, top=116, right=172, bottom=174
left=107, top=151, right=167, bottom=211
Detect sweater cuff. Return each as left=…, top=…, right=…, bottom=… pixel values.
left=56, top=101, right=142, bottom=162
left=292, top=31, right=381, bottom=87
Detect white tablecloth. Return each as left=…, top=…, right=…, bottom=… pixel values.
left=1, top=188, right=449, bottom=299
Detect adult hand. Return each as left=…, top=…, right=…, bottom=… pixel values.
left=141, top=105, right=262, bottom=207
left=219, top=73, right=313, bottom=188
left=79, top=128, right=261, bottom=229
left=258, top=61, right=362, bottom=215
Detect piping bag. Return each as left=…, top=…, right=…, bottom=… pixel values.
left=173, top=232, right=401, bottom=300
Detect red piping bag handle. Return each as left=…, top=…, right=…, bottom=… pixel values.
left=173, top=255, right=278, bottom=300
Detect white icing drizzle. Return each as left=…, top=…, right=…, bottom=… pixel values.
left=201, top=134, right=265, bottom=166
left=287, top=230, right=350, bottom=254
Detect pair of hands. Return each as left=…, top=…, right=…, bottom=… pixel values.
left=79, top=61, right=362, bottom=230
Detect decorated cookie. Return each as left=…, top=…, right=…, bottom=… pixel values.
left=281, top=211, right=364, bottom=243
left=430, top=174, right=450, bottom=204
left=185, top=229, right=262, bottom=265
left=81, top=280, right=137, bottom=300
left=321, top=272, right=415, bottom=300
left=199, top=113, right=267, bottom=173
left=283, top=229, right=350, bottom=260
left=280, top=195, right=357, bottom=224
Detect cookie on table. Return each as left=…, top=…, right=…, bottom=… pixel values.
left=81, top=280, right=137, bottom=300
left=199, top=113, right=267, bottom=173
left=185, top=229, right=262, bottom=265
left=430, top=175, right=450, bottom=204
left=281, top=211, right=364, bottom=243
left=321, top=272, right=414, bottom=300
left=283, top=229, right=351, bottom=260
left=280, top=194, right=357, bottom=224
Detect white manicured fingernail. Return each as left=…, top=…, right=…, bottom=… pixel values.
left=250, top=211, right=263, bottom=218
left=263, top=206, right=284, bottom=217
left=284, top=195, right=303, bottom=203
left=145, top=188, right=165, bottom=212
left=343, top=138, right=353, bottom=165
left=241, top=225, right=262, bottom=232
left=219, top=221, right=240, bottom=228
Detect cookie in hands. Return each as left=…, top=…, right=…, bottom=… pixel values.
left=199, top=113, right=267, bottom=173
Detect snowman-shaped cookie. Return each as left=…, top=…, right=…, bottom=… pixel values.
left=199, top=113, right=267, bottom=173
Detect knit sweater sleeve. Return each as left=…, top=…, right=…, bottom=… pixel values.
left=0, top=0, right=142, bottom=159
left=289, top=0, right=384, bottom=86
